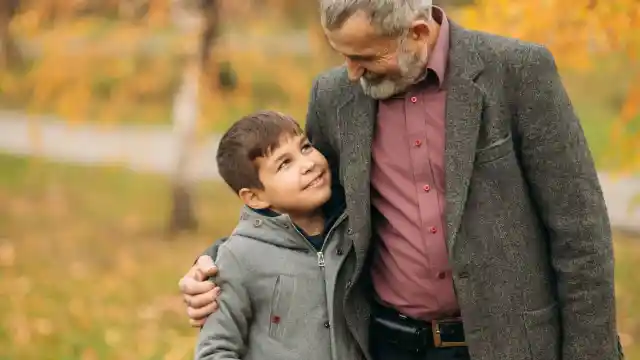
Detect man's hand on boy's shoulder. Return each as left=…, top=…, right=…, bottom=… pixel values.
left=179, top=245, right=225, bottom=327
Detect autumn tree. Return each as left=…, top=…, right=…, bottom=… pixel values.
left=459, top=0, right=640, bottom=171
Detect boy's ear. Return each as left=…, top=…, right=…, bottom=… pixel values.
left=238, top=188, right=271, bottom=209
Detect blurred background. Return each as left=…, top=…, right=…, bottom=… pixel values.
left=0, top=0, right=638, bottom=359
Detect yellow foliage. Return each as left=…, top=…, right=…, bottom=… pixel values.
left=3, top=0, right=335, bottom=138
left=459, top=0, right=640, bottom=173
left=4, top=0, right=637, bottom=169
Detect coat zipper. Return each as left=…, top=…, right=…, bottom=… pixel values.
left=291, top=211, right=348, bottom=268
left=287, top=211, right=347, bottom=347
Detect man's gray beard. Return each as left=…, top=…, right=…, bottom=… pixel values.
left=360, top=46, right=428, bottom=100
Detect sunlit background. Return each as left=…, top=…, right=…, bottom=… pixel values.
left=0, top=0, right=638, bottom=359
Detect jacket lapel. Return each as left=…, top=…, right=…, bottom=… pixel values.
left=336, top=84, right=376, bottom=270
left=444, top=22, right=485, bottom=255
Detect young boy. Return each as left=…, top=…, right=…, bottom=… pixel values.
left=194, top=110, right=364, bottom=360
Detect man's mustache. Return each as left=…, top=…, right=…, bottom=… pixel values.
left=362, top=71, right=386, bottom=82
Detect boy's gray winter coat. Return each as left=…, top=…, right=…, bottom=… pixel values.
left=195, top=206, right=364, bottom=360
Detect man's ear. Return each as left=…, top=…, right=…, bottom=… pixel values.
left=238, top=188, right=271, bottom=209
left=409, top=19, right=431, bottom=41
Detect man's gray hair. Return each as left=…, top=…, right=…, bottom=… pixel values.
left=320, top=0, right=433, bottom=36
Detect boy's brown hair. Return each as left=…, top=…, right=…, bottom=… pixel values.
left=216, top=110, right=304, bottom=193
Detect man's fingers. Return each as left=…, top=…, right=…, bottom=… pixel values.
left=195, top=255, right=218, bottom=278
left=178, top=264, right=199, bottom=291
left=186, top=287, right=220, bottom=309
left=179, top=275, right=215, bottom=296
left=186, top=298, right=220, bottom=322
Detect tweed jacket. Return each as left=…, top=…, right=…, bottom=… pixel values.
left=303, top=21, right=621, bottom=360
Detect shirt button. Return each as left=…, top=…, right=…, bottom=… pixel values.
left=423, top=184, right=431, bottom=192
left=347, top=228, right=353, bottom=235
left=429, top=226, right=437, bottom=234
left=324, top=321, right=331, bottom=328
left=410, top=96, right=418, bottom=103
left=437, top=272, right=446, bottom=279
left=414, top=139, right=422, bottom=147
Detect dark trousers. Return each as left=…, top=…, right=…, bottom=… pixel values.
left=369, top=302, right=471, bottom=360
left=371, top=341, right=471, bottom=360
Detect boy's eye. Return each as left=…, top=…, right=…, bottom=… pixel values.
left=277, top=159, right=290, bottom=171
left=301, top=143, right=313, bottom=152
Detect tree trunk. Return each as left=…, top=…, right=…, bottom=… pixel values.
left=168, top=60, right=200, bottom=235
left=0, top=0, right=22, bottom=69
left=167, top=0, right=204, bottom=235
left=167, top=0, right=222, bottom=235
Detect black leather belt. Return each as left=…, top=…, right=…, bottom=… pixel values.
left=371, top=302, right=466, bottom=353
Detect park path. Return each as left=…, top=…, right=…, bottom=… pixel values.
left=0, top=112, right=639, bottom=234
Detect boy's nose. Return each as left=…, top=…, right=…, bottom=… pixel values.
left=301, top=160, right=315, bottom=173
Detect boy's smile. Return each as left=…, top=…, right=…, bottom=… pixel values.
left=303, top=170, right=328, bottom=190
left=244, top=134, right=332, bottom=216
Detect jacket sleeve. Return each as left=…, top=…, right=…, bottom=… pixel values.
left=194, top=237, right=228, bottom=265
left=194, top=244, right=251, bottom=360
left=513, top=44, right=620, bottom=360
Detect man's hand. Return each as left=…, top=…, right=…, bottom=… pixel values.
left=179, top=255, right=221, bottom=327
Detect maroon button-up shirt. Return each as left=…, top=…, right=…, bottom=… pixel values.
left=370, top=7, right=460, bottom=321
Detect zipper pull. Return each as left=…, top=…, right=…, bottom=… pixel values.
left=317, top=252, right=325, bottom=268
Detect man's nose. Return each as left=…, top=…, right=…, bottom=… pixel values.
left=345, top=59, right=364, bottom=82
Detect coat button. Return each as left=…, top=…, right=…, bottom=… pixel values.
left=336, top=248, right=344, bottom=256
left=346, top=281, right=352, bottom=288
left=324, top=321, right=331, bottom=328
left=253, top=219, right=262, bottom=227
left=347, top=228, right=353, bottom=235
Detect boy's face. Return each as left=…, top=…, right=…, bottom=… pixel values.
left=240, top=134, right=332, bottom=215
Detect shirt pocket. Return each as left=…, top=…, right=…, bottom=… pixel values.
left=268, top=275, right=296, bottom=340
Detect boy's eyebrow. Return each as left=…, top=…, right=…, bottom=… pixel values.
left=269, top=135, right=305, bottom=166
left=271, top=147, right=292, bottom=166
left=272, top=152, right=288, bottom=165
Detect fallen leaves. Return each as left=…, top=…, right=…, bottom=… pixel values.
left=0, top=155, right=241, bottom=359
left=0, top=241, right=15, bottom=267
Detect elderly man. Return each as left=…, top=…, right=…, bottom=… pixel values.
left=178, top=1, right=623, bottom=359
